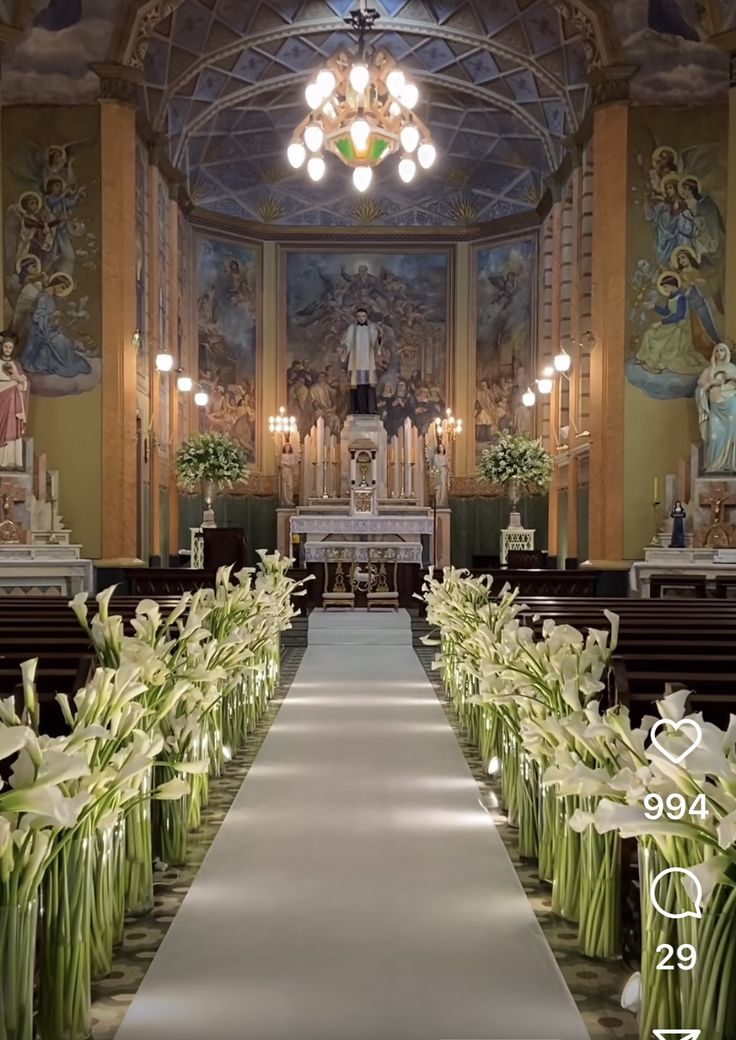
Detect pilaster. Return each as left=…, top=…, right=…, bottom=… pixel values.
left=453, top=242, right=472, bottom=477
left=262, top=241, right=279, bottom=477
left=711, top=32, right=736, bottom=339
left=589, top=101, right=629, bottom=561
left=100, top=98, right=139, bottom=559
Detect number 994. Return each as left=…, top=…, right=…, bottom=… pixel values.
left=643, top=793, right=708, bottom=821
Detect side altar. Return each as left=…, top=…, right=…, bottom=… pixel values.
left=0, top=437, right=93, bottom=596
left=631, top=346, right=736, bottom=596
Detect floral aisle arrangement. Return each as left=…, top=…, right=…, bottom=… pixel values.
left=423, top=569, right=619, bottom=940
left=0, top=553, right=302, bottom=1040
left=566, top=689, right=736, bottom=1040
left=478, top=431, right=552, bottom=513
left=425, top=568, right=736, bottom=1039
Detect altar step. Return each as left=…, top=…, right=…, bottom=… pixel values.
left=308, top=608, right=411, bottom=646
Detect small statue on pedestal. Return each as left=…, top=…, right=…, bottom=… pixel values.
left=669, top=500, right=686, bottom=548
left=277, top=443, right=298, bottom=506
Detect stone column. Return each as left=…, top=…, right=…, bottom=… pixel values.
left=712, top=32, right=736, bottom=339
left=588, top=67, right=635, bottom=562
left=96, top=65, right=142, bottom=561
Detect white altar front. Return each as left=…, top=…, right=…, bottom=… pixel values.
left=0, top=437, right=94, bottom=596
left=0, top=544, right=93, bottom=596
left=629, top=547, right=736, bottom=597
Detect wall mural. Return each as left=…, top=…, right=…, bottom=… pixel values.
left=285, top=250, right=449, bottom=440
left=626, top=108, right=728, bottom=400
left=196, top=235, right=257, bottom=462
left=474, top=237, right=535, bottom=454
left=2, top=106, right=101, bottom=398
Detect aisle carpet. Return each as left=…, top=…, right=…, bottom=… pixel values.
left=114, top=610, right=589, bottom=1040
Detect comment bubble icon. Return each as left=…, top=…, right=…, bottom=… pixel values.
left=649, top=867, right=702, bottom=921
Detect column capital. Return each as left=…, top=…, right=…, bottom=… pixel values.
left=91, top=62, right=143, bottom=104
left=588, top=64, right=638, bottom=108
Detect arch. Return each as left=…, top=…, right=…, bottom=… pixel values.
left=149, top=17, right=574, bottom=134
left=173, top=70, right=558, bottom=172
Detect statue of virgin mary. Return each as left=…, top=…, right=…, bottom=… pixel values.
left=695, top=342, right=736, bottom=473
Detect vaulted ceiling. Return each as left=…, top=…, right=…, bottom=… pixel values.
left=0, top=0, right=733, bottom=228
left=137, top=0, right=590, bottom=227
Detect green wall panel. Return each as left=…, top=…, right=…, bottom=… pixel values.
left=179, top=495, right=278, bottom=567
left=450, top=495, right=549, bottom=569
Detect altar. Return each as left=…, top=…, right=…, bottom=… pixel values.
left=0, top=437, right=93, bottom=597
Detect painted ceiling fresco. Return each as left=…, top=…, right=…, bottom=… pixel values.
left=612, top=0, right=730, bottom=104
left=0, top=0, right=733, bottom=226
left=138, top=0, right=590, bottom=227
left=1, top=0, right=127, bottom=104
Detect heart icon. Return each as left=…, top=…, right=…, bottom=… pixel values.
left=650, top=718, right=702, bottom=765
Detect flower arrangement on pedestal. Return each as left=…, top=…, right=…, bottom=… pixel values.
left=175, top=433, right=249, bottom=527
left=478, top=432, right=552, bottom=526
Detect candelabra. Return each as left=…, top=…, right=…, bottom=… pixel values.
left=433, top=408, right=463, bottom=446
left=269, top=406, right=298, bottom=440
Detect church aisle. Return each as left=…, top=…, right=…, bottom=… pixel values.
left=114, top=610, right=589, bottom=1040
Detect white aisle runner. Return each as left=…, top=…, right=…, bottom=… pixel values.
left=115, top=610, right=589, bottom=1040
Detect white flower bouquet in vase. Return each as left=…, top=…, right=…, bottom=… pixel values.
left=478, top=431, right=552, bottom=529
left=175, top=433, right=249, bottom=528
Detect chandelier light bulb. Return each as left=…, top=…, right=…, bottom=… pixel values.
left=194, top=390, right=209, bottom=407
left=322, top=100, right=337, bottom=119
left=386, top=68, right=405, bottom=98
left=155, top=352, right=174, bottom=373
left=305, top=81, right=323, bottom=109
left=287, top=141, right=306, bottom=168
left=350, top=117, right=371, bottom=150
left=400, top=82, right=419, bottom=109
left=307, top=155, right=326, bottom=181
left=398, top=156, right=416, bottom=183
left=400, top=123, right=420, bottom=153
left=304, top=122, right=324, bottom=152
left=177, top=374, right=193, bottom=393
left=349, top=63, right=370, bottom=94
left=554, top=348, right=572, bottom=373
left=352, top=165, right=373, bottom=192
left=316, top=68, right=336, bottom=97
left=388, top=100, right=401, bottom=117
left=522, top=387, right=536, bottom=407
left=417, top=141, right=437, bottom=169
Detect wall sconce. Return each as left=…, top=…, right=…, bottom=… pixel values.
left=536, top=367, right=554, bottom=395
left=553, top=347, right=571, bottom=373
left=176, top=373, right=193, bottom=393
left=194, top=389, right=209, bottom=407
left=521, top=387, right=536, bottom=408
left=155, top=351, right=174, bottom=372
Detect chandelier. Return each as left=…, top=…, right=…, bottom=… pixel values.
left=286, top=1, right=436, bottom=191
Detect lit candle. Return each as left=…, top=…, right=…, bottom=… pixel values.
left=653, top=477, right=659, bottom=503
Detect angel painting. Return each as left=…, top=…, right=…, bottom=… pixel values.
left=5, top=137, right=93, bottom=284
left=628, top=135, right=726, bottom=400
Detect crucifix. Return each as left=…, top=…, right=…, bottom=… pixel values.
left=0, top=480, right=27, bottom=544
left=699, top=484, right=736, bottom=548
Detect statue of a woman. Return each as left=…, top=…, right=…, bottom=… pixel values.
left=433, top=444, right=450, bottom=508
left=695, top=342, right=736, bottom=473
left=669, top=500, right=687, bottom=548
left=278, top=444, right=297, bottom=507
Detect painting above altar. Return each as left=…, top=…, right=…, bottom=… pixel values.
left=285, top=250, right=449, bottom=441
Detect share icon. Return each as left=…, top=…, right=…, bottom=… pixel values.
left=652, top=1030, right=701, bottom=1040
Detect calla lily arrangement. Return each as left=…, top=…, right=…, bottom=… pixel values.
left=1, top=551, right=302, bottom=1040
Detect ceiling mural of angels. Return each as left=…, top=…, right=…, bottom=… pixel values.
left=2, top=108, right=102, bottom=397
